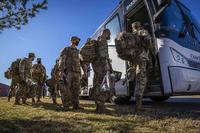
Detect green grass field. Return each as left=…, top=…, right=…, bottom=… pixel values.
left=0, top=97, right=199, bottom=133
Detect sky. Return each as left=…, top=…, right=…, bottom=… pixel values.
left=0, top=0, right=200, bottom=85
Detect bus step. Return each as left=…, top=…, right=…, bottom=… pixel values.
left=144, top=91, right=162, bottom=96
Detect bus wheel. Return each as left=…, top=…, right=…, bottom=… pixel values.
left=111, top=96, right=131, bottom=105
left=149, top=96, right=170, bottom=102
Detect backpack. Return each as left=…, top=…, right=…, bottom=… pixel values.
left=4, top=68, right=11, bottom=79
left=80, top=40, right=98, bottom=63
left=10, top=59, right=21, bottom=76
left=115, top=32, right=142, bottom=61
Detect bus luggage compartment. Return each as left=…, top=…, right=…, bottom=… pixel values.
left=169, top=66, right=200, bottom=94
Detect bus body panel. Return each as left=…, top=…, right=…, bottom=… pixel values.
left=158, top=38, right=200, bottom=94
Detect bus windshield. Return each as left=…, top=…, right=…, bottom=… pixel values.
left=175, top=0, right=200, bottom=42
left=159, top=0, right=200, bottom=43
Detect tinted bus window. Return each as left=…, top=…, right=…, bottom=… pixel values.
left=105, top=15, right=121, bottom=45
left=159, top=0, right=200, bottom=51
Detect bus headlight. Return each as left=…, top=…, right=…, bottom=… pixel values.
left=171, top=48, right=189, bottom=65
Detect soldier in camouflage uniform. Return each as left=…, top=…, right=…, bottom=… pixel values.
left=58, top=36, right=87, bottom=110
left=7, top=58, right=21, bottom=102
left=14, top=53, right=36, bottom=105
left=32, top=58, right=46, bottom=103
left=132, top=21, right=151, bottom=112
left=92, top=29, right=111, bottom=113
left=50, top=59, right=59, bottom=105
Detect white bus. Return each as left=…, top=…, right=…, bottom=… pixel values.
left=81, top=0, right=200, bottom=103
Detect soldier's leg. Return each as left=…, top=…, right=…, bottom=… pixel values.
left=134, top=61, right=147, bottom=111
left=30, top=84, right=37, bottom=104
left=94, top=72, right=107, bottom=113
left=51, top=87, right=57, bottom=104
left=22, top=82, right=33, bottom=104
left=8, top=81, right=14, bottom=102
left=71, top=73, right=83, bottom=110
left=57, top=81, right=71, bottom=110
left=36, top=84, right=42, bottom=102
left=15, top=82, right=26, bottom=105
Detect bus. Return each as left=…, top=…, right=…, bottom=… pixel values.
left=81, top=0, right=200, bottom=103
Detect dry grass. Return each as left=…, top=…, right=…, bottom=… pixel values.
left=0, top=97, right=200, bottom=133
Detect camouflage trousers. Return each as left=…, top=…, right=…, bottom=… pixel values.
left=35, top=83, right=43, bottom=99
left=8, top=78, right=19, bottom=100
left=134, top=60, right=147, bottom=104
left=15, top=79, right=36, bottom=103
left=55, top=80, right=71, bottom=108
left=92, top=60, right=109, bottom=109
left=50, top=86, right=58, bottom=103
left=64, top=71, right=81, bottom=108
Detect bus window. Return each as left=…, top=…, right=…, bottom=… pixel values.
left=105, top=15, right=121, bottom=46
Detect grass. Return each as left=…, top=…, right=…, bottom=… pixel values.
left=0, top=97, right=200, bottom=133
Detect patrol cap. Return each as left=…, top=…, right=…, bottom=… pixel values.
left=28, top=52, right=35, bottom=58
left=37, top=58, right=41, bottom=62
left=71, top=36, right=80, bottom=42
left=132, top=21, right=141, bottom=29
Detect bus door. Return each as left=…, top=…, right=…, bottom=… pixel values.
left=124, top=1, right=163, bottom=96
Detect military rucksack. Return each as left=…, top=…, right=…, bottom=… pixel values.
left=10, top=59, right=21, bottom=76
left=80, top=40, right=98, bottom=63
left=115, top=32, right=141, bottom=61
left=4, top=68, right=11, bottom=79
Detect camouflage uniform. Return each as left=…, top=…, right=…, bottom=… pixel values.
left=15, top=53, right=36, bottom=104
left=7, top=59, right=21, bottom=102
left=32, top=58, right=46, bottom=102
left=92, top=29, right=111, bottom=113
left=58, top=36, right=87, bottom=110
left=132, top=22, right=151, bottom=111
left=50, top=60, right=59, bottom=104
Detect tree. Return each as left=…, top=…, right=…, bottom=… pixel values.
left=0, top=0, right=48, bottom=33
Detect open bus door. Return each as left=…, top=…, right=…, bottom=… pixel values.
left=123, top=0, right=170, bottom=102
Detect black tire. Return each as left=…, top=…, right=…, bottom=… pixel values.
left=149, top=96, right=170, bottom=102
left=111, top=96, right=131, bottom=105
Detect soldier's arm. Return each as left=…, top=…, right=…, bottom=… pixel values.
left=58, top=47, right=68, bottom=72
left=79, top=54, right=87, bottom=77
left=42, top=65, right=47, bottom=81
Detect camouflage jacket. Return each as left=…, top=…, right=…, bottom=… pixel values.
left=32, top=64, right=46, bottom=83
left=51, top=63, right=60, bottom=81
left=133, top=28, right=152, bottom=61
left=59, top=46, right=86, bottom=74
left=19, top=58, right=32, bottom=80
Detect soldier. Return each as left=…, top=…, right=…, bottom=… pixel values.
left=58, top=36, right=87, bottom=111
left=7, top=59, right=21, bottom=102
left=14, top=53, right=36, bottom=105
left=132, top=21, right=151, bottom=112
left=50, top=59, right=59, bottom=105
left=32, top=58, right=46, bottom=103
left=91, top=29, right=111, bottom=113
